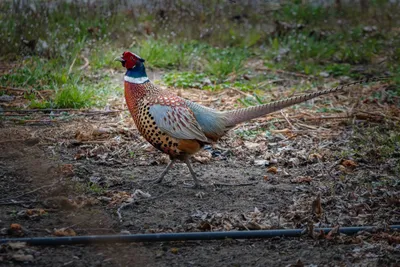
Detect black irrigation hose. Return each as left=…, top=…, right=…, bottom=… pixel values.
left=1, top=225, right=399, bottom=246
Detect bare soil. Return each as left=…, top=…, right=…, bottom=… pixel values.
left=0, top=82, right=399, bottom=266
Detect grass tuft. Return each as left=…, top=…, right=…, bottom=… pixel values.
left=54, top=85, right=96, bottom=109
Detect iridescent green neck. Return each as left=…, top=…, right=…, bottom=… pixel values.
left=125, top=62, right=149, bottom=84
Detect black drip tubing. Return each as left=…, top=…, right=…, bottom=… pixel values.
left=0, top=225, right=399, bottom=246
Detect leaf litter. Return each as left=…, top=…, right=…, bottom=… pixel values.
left=0, top=75, right=399, bottom=265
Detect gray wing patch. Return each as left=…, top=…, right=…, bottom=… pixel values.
left=149, top=104, right=210, bottom=142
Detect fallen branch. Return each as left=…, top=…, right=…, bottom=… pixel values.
left=255, top=66, right=317, bottom=79
left=280, top=110, right=297, bottom=130
left=78, top=55, right=90, bottom=70
left=0, top=85, right=28, bottom=92
left=2, top=108, right=126, bottom=113
left=0, top=138, right=39, bottom=144
left=0, top=200, right=41, bottom=206
left=68, top=56, right=77, bottom=75
left=0, top=181, right=58, bottom=202
left=257, top=79, right=286, bottom=88
left=356, top=110, right=400, bottom=122
left=212, top=182, right=258, bottom=187
left=2, top=110, right=124, bottom=117
left=7, top=118, right=58, bottom=123
left=228, top=87, right=253, bottom=98
left=1, top=113, right=62, bottom=117
left=302, top=115, right=352, bottom=121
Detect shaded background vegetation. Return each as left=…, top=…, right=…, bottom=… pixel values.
left=0, top=0, right=399, bottom=108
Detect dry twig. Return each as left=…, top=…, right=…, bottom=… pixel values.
left=0, top=181, right=58, bottom=202
left=212, top=182, right=258, bottom=187
left=117, top=190, right=174, bottom=222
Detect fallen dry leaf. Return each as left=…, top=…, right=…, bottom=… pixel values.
left=285, top=132, right=297, bottom=139
left=290, top=259, right=304, bottom=267
left=59, top=164, right=74, bottom=177
left=75, top=130, right=92, bottom=142
left=267, top=166, right=278, bottom=174
left=8, top=223, right=24, bottom=237
left=170, top=247, right=179, bottom=254
left=307, top=222, right=315, bottom=238
left=74, top=151, right=86, bottom=160
left=263, top=175, right=269, bottom=181
left=290, top=176, right=312, bottom=183
left=12, top=254, right=34, bottom=262
left=53, top=227, right=76, bottom=237
left=342, top=159, right=357, bottom=169
left=338, top=165, right=347, bottom=172
left=375, top=233, right=400, bottom=244
left=326, top=225, right=340, bottom=240
left=10, top=224, right=22, bottom=231
left=193, top=150, right=212, bottom=163
left=8, top=242, right=27, bottom=249
left=26, top=209, right=47, bottom=216
left=198, top=221, right=212, bottom=231
left=244, top=141, right=259, bottom=150
left=308, top=153, right=322, bottom=161
left=311, top=193, right=323, bottom=218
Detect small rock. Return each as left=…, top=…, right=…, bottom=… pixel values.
left=155, top=250, right=164, bottom=258
left=288, top=157, right=300, bottom=166
left=97, top=196, right=112, bottom=202
left=122, top=221, right=133, bottom=227
left=170, top=247, right=179, bottom=254
left=363, top=25, right=377, bottom=32
left=12, top=254, right=34, bottom=262
left=89, top=175, right=102, bottom=184
left=319, top=71, right=330, bottom=78
left=195, top=192, right=205, bottom=199
left=254, top=159, right=269, bottom=166
left=8, top=242, right=27, bottom=249
left=0, top=95, right=15, bottom=102
left=244, top=141, right=259, bottom=150
left=202, top=77, right=212, bottom=85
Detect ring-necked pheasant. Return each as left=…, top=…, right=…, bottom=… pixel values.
left=116, top=51, right=382, bottom=188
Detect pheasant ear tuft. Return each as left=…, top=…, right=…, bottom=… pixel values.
left=140, top=58, right=145, bottom=63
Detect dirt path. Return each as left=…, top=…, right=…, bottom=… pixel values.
left=1, top=83, right=399, bottom=266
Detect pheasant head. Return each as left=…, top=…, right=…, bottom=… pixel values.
left=115, top=51, right=145, bottom=69
left=116, top=51, right=149, bottom=84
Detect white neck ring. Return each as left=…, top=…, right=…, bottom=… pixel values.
left=124, top=76, right=149, bottom=84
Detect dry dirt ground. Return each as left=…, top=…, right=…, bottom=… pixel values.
left=0, top=78, right=399, bottom=266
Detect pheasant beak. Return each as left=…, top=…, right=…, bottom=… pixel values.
left=115, top=56, right=126, bottom=67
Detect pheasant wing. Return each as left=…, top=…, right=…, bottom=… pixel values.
left=149, top=104, right=210, bottom=143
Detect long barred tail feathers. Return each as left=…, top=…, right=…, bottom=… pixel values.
left=223, top=76, right=388, bottom=127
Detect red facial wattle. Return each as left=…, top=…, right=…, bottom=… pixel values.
left=124, top=56, right=136, bottom=69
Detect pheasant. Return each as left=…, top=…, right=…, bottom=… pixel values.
left=116, top=51, right=381, bottom=188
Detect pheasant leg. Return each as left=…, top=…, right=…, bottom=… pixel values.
left=152, top=159, right=176, bottom=184
left=183, top=158, right=201, bottom=188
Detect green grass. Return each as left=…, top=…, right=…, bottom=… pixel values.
left=204, top=48, right=248, bottom=80
left=0, top=56, right=114, bottom=109
left=339, top=124, right=400, bottom=178
left=163, top=72, right=213, bottom=89
left=135, top=39, right=249, bottom=79
left=134, top=38, right=186, bottom=69
left=263, top=29, right=388, bottom=77
left=1, top=0, right=399, bottom=109
left=53, top=84, right=96, bottom=108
